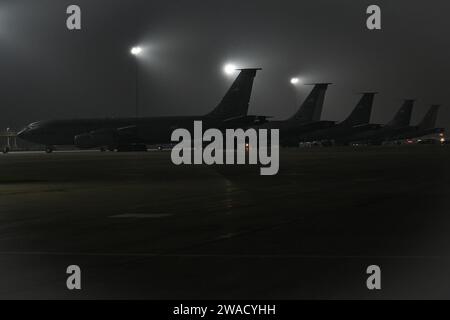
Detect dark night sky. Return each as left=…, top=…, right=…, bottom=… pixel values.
left=0, top=0, right=448, bottom=131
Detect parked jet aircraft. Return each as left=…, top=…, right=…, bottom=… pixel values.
left=17, top=69, right=263, bottom=153
left=254, top=83, right=335, bottom=146
left=296, top=92, right=379, bottom=145
left=389, top=104, right=444, bottom=141
left=343, top=99, right=415, bottom=145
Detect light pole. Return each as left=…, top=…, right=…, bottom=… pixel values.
left=6, top=127, right=10, bottom=149
left=130, top=46, right=142, bottom=118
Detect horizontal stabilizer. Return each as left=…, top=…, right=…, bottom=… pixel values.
left=235, top=68, right=263, bottom=71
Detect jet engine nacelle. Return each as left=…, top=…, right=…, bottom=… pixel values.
left=74, top=128, right=117, bottom=149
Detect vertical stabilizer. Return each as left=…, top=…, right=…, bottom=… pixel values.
left=341, top=92, right=377, bottom=126
left=418, top=105, right=440, bottom=130
left=387, top=99, right=414, bottom=127
left=288, top=83, right=331, bottom=124
left=206, top=68, right=261, bottom=120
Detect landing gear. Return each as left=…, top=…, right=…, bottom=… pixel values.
left=45, top=146, right=54, bottom=153
left=100, top=147, right=107, bottom=152
left=2, top=146, right=10, bottom=154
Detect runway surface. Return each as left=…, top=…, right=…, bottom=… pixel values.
left=0, top=146, right=450, bottom=299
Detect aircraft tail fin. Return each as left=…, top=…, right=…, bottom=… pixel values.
left=288, top=83, right=331, bottom=124
left=418, top=104, right=440, bottom=130
left=387, top=99, right=414, bottom=127
left=206, top=68, right=261, bottom=120
left=342, top=92, right=377, bottom=126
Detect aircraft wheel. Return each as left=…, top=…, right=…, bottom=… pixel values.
left=100, top=147, right=106, bottom=152
left=45, top=146, right=54, bottom=153
left=2, top=146, right=10, bottom=154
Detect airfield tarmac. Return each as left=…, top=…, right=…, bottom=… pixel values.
left=0, top=146, right=450, bottom=299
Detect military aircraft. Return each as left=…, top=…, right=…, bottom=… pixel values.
left=17, top=68, right=264, bottom=153
left=296, top=92, right=379, bottom=145
left=254, top=83, right=336, bottom=146
left=343, top=99, right=415, bottom=145
left=389, top=104, right=444, bottom=141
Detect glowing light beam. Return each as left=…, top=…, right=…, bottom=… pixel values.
left=130, top=46, right=143, bottom=56
left=224, top=63, right=237, bottom=75
left=290, top=77, right=300, bottom=85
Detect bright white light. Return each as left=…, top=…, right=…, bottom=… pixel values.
left=131, top=46, right=142, bottom=56
left=224, top=64, right=237, bottom=75
left=290, top=77, right=300, bottom=85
